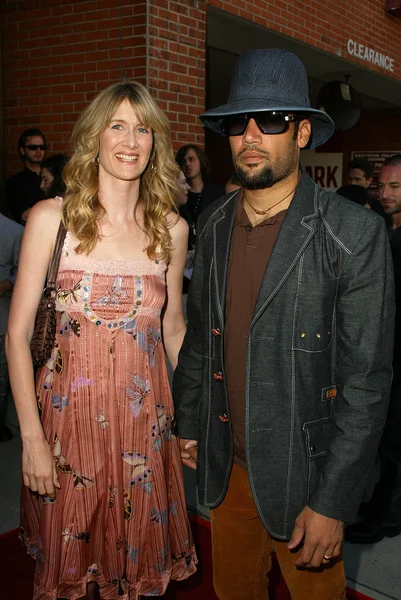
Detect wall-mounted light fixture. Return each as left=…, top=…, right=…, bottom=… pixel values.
left=385, top=0, right=401, bottom=17
left=317, top=77, right=362, bottom=131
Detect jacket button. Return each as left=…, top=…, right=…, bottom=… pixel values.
left=219, top=414, right=229, bottom=423
left=212, top=328, right=221, bottom=336
left=310, top=444, right=316, bottom=453
left=213, top=372, right=224, bottom=381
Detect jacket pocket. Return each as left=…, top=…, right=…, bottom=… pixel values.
left=303, top=417, right=332, bottom=502
left=293, top=279, right=338, bottom=352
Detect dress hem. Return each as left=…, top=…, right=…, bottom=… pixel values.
left=21, top=533, right=198, bottom=600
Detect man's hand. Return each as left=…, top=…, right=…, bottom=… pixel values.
left=179, top=438, right=198, bottom=470
left=288, top=505, right=344, bottom=568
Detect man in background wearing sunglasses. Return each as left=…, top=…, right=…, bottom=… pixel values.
left=173, top=48, right=395, bottom=600
left=3, top=128, right=47, bottom=224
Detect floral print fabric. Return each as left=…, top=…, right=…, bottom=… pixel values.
left=21, top=233, right=197, bottom=600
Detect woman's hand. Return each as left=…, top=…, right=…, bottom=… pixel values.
left=22, top=437, right=60, bottom=498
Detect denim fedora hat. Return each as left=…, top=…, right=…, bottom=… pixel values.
left=201, top=48, right=335, bottom=148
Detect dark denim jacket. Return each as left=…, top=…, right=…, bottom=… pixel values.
left=173, top=172, right=395, bottom=540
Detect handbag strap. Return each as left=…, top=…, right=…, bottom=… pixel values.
left=46, top=222, right=67, bottom=293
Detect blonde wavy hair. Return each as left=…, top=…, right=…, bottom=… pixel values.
left=62, top=81, right=179, bottom=260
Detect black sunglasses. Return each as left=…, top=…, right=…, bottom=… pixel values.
left=25, top=144, right=46, bottom=151
left=220, top=112, right=300, bottom=136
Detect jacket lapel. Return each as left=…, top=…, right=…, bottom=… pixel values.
left=211, top=191, right=239, bottom=323
left=251, top=173, right=319, bottom=326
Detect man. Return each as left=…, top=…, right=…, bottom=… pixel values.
left=346, top=154, right=401, bottom=544
left=4, top=128, right=47, bottom=224
left=173, top=49, right=395, bottom=600
left=176, top=144, right=224, bottom=227
left=0, top=212, right=23, bottom=441
left=378, top=153, right=401, bottom=233
left=347, top=158, right=373, bottom=188
left=176, top=145, right=224, bottom=292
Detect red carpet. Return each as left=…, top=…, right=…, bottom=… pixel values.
left=0, top=515, right=373, bottom=599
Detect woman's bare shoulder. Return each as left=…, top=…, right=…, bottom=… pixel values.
left=166, top=211, right=188, bottom=240
left=24, top=199, right=63, bottom=240
left=27, top=198, right=61, bottom=224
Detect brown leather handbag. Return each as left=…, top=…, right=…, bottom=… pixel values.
left=30, top=222, right=67, bottom=368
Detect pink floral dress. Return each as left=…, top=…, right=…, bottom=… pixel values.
left=20, top=231, right=197, bottom=600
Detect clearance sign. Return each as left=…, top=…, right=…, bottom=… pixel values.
left=347, top=39, right=395, bottom=73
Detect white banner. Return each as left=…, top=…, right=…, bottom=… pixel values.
left=300, top=151, right=343, bottom=191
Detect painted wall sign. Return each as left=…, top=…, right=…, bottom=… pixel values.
left=300, top=151, right=343, bottom=191
left=347, top=39, right=394, bottom=72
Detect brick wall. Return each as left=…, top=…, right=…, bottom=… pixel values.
left=147, top=0, right=206, bottom=149
left=1, top=0, right=147, bottom=175
left=2, top=0, right=401, bottom=179
left=1, top=0, right=206, bottom=176
left=209, top=0, right=401, bottom=80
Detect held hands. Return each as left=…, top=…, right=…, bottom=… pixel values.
left=288, top=505, right=344, bottom=568
left=179, top=438, right=198, bottom=470
left=0, top=280, right=12, bottom=297
left=22, top=437, right=60, bottom=499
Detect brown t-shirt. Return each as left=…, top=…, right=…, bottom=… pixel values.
left=224, top=200, right=287, bottom=468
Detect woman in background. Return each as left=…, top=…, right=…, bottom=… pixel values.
left=176, top=169, right=191, bottom=207
left=175, top=170, right=193, bottom=304
left=40, top=154, right=70, bottom=198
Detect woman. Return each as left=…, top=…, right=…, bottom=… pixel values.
left=176, top=169, right=191, bottom=207
left=175, top=171, right=194, bottom=295
left=40, top=154, right=70, bottom=198
left=6, top=82, right=196, bottom=600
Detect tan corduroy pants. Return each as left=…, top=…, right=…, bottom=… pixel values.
left=210, top=463, right=347, bottom=600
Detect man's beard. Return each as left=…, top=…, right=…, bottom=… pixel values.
left=234, top=163, right=279, bottom=190
left=233, top=145, right=298, bottom=190
left=383, top=204, right=400, bottom=216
